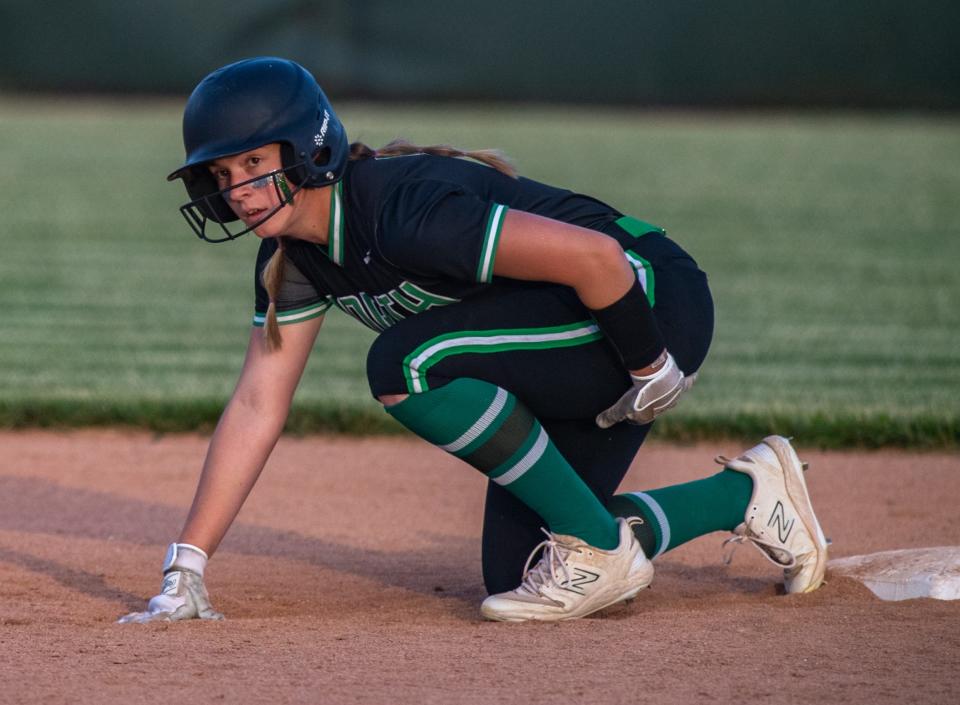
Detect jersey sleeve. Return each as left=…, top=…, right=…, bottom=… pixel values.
left=253, top=242, right=332, bottom=327
left=376, top=179, right=508, bottom=284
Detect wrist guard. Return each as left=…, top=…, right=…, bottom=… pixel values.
left=590, top=278, right=664, bottom=370
left=162, top=542, right=209, bottom=577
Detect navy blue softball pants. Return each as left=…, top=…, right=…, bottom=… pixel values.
left=366, top=229, right=714, bottom=593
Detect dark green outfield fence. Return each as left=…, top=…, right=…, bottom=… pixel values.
left=1, top=1, right=957, bottom=107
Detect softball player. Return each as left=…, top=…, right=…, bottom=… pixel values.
left=120, top=57, right=827, bottom=624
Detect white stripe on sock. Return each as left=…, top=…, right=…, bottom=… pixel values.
left=492, top=426, right=548, bottom=486
left=630, top=492, right=671, bottom=558
left=439, top=387, right=509, bottom=453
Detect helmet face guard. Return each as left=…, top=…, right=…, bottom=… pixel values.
left=179, top=164, right=305, bottom=242
left=168, top=57, right=348, bottom=242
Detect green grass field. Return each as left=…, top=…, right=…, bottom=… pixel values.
left=1, top=99, right=958, bottom=446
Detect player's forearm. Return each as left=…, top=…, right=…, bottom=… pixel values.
left=177, top=397, right=287, bottom=555
left=494, top=210, right=638, bottom=309
left=569, top=242, right=635, bottom=310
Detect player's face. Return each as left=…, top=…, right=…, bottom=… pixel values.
left=207, top=144, right=293, bottom=239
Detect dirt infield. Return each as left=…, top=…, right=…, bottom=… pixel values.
left=1, top=430, right=958, bottom=704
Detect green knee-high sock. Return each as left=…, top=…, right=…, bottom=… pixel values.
left=386, top=378, right=619, bottom=550
left=607, top=469, right=753, bottom=559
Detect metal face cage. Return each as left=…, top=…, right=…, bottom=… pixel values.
left=179, top=167, right=305, bottom=243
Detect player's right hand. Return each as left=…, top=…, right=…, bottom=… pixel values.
left=119, top=569, right=224, bottom=623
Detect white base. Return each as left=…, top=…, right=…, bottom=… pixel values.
left=828, top=547, right=960, bottom=601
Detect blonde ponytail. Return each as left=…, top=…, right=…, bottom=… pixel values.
left=261, top=238, right=286, bottom=351
left=349, top=138, right=517, bottom=178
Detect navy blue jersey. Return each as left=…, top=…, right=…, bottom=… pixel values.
left=252, top=153, right=663, bottom=332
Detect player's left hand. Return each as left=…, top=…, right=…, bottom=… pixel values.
left=596, top=352, right=696, bottom=428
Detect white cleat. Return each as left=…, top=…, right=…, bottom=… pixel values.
left=480, top=518, right=654, bottom=622
left=719, top=435, right=829, bottom=594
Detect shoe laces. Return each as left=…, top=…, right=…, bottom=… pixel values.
left=516, top=528, right=583, bottom=604
left=722, top=520, right=798, bottom=570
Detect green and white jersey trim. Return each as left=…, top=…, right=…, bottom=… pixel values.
left=252, top=300, right=332, bottom=327
left=328, top=181, right=345, bottom=266
left=476, top=203, right=508, bottom=283
left=614, top=215, right=665, bottom=239
left=402, top=321, right=603, bottom=394
left=624, top=251, right=655, bottom=306
left=614, top=214, right=661, bottom=307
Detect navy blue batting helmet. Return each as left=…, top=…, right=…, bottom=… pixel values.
left=168, top=57, right=349, bottom=241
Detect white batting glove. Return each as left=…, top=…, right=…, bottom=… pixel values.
left=596, top=352, right=696, bottom=428
left=118, top=543, right=224, bottom=624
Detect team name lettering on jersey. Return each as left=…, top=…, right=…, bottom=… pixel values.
left=334, top=281, right=460, bottom=332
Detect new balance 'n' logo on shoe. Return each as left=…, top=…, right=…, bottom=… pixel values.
left=719, top=436, right=828, bottom=594
left=480, top=518, right=654, bottom=622
left=768, top=501, right=795, bottom=543
left=560, top=568, right=601, bottom=595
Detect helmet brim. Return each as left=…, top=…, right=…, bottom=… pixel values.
left=167, top=148, right=243, bottom=182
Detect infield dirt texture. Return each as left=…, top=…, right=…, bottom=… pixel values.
left=1, top=430, right=957, bottom=704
